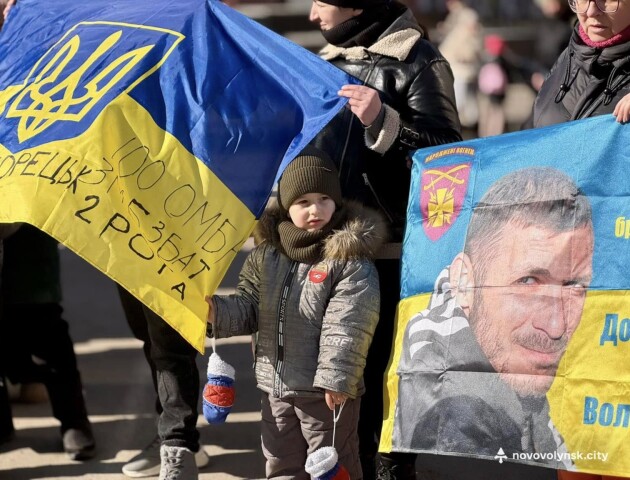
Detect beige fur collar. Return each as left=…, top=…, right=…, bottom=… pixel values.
left=254, top=200, right=388, bottom=261
left=320, top=28, right=422, bottom=62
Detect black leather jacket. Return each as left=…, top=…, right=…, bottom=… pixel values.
left=533, top=27, right=630, bottom=128
left=311, top=9, right=462, bottom=241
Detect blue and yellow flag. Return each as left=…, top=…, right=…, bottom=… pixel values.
left=382, top=115, right=630, bottom=476
left=0, top=0, right=354, bottom=351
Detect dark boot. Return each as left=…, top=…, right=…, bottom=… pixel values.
left=361, top=453, right=377, bottom=480
left=376, top=453, right=416, bottom=480
left=0, top=375, right=14, bottom=444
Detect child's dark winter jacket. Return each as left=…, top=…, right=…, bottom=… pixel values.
left=212, top=201, right=386, bottom=399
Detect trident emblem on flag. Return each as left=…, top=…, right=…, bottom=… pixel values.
left=0, top=21, right=183, bottom=143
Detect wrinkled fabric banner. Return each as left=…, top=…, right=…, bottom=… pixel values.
left=0, top=0, right=354, bottom=351
left=382, top=115, right=630, bottom=476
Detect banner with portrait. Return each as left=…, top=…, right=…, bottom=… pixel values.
left=0, top=0, right=353, bottom=351
left=381, top=115, right=630, bottom=476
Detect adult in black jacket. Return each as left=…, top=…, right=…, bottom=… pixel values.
left=532, top=0, right=630, bottom=128
left=309, top=1, right=462, bottom=478
left=310, top=0, right=461, bottom=240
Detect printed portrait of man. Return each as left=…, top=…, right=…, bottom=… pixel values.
left=393, top=167, right=594, bottom=465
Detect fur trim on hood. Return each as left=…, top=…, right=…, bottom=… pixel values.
left=254, top=200, right=388, bottom=261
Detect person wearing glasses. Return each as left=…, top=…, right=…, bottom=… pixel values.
left=531, top=1, right=630, bottom=480
left=532, top=0, right=630, bottom=127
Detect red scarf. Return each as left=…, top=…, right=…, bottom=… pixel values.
left=578, top=23, right=630, bottom=48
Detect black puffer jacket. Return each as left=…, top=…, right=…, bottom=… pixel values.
left=533, top=27, right=630, bottom=127
left=311, top=9, right=462, bottom=241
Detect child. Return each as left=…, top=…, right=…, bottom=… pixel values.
left=206, top=147, right=386, bottom=479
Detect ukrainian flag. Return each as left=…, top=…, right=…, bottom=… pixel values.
left=0, top=0, right=354, bottom=351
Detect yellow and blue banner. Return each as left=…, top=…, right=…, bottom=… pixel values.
left=0, top=0, right=354, bottom=352
left=382, top=115, right=630, bottom=476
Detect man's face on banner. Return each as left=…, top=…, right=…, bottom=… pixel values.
left=468, top=220, right=594, bottom=396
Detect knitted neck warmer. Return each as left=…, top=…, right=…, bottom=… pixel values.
left=322, top=3, right=403, bottom=48
left=578, top=22, right=630, bottom=49
left=278, top=207, right=346, bottom=263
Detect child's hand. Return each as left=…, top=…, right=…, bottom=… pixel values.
left=613, top=94, right=630, bottom=123
left=205, top=295, right=216, bottom=325
left=325, top=390, right=348, bottom=411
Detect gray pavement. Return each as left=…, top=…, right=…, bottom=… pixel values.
left=0, top=242, right=558, bottom=480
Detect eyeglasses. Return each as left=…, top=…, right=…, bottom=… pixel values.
left=568, top=0, right=620, bottom=13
